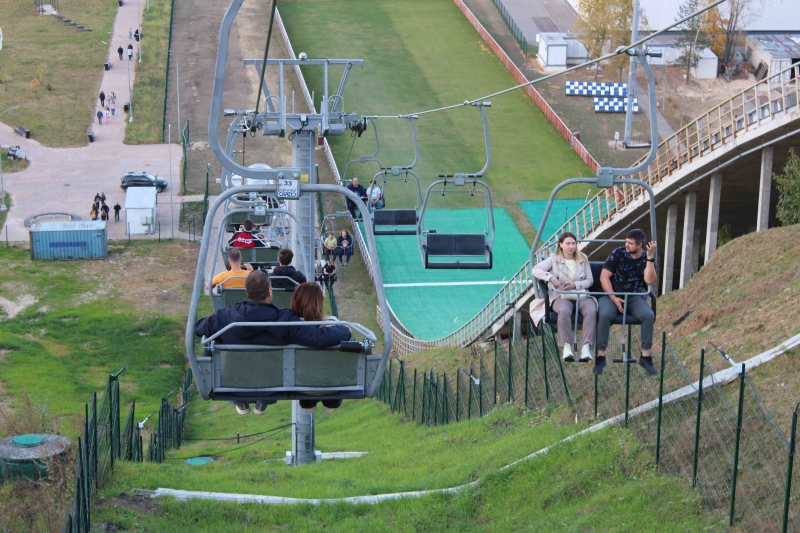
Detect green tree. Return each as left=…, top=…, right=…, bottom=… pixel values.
left=674, top=0, right=710, bottom=77
left=773, top=148, right=800, bottom=226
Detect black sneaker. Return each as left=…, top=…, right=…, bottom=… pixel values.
left=638, top=356, right=658, bottom=376
left=592, top=356, right=607, bottom=376
left=235, top=403, right=250, bottom=415
left=253, top=401, right=269, bottom=415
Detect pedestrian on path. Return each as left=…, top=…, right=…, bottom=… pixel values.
left=97, top=110, right=103, bottom=125
left=105, top=107, right=110, bottom=124
left=118, top=46, right=124, bottom=60
left=129, top=28, right=133, bottom=39
left=99, top=91, right=106, bottom=107
left=113, top=202, right=121, bottom=222
left=110, top=101, right=116, bottom=116
left=127, top=44, right=133, bottom=61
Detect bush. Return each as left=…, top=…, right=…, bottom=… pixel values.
left=773, top=148, right=800, bottom=226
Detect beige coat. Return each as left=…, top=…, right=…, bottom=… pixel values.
left=530, top=253, right=595, bottom=325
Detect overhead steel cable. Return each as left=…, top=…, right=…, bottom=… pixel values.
left=253, top=0, right=279, bottom=121
left=367, top=0, right=728, bottom=119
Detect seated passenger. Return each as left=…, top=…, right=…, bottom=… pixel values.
left=337, top=230, right=353, bottom=266
left=594, top=229, right=658, bottom=377
left=322, top=232, right=338, bottom=261
left=365, top=179, right=383, bottom=213
left=228, top=219, right=267, bottom=248
left=195, top=270, right=350, bottom=415
left=271, top=248, right=307, bottom=289
left=209, top=248, right=252, bottom=289
left=291, top=282, right=345, bottom=415
left=320, top=258, right=338, bottom=291
left=532, top=232, right=597, bottom=363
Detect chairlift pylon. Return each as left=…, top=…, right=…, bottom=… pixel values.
left=417, top=102, right=495, bottom=269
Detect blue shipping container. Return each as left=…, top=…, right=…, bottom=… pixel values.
left=29, top=221, right=108, bottom=260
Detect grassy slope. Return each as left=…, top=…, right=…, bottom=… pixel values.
left=96, top=400, right=718, bottom=532
left=0, top=0, right=117, bottom=147
left=281, top=0, right=592, bottom=238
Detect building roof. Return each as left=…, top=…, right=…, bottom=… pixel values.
left=124, top=186, right=158, bottom=209
left=748, top=34, right=800, bottom=59
left=639, top=0, right=800, bottom=33
left=30, top=221, right=107, bottom=232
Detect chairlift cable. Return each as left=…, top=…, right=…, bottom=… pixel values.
left=165, top=424, right=293, bottom=460
left=253, top=0, right=279, bottom=119
left=183, top=422, right=294, bottom=442
left=367, top=0, right=727, bottom=119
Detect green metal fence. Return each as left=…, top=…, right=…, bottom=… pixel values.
left=377, top=321, right=800, bottom=530
left=161, top=0, right=176, bottom=141
left=61, top=368, right=192, bottom=533
left=489, top=0, right=530, bottom=58
left=181, top=121, right=189, bottom=194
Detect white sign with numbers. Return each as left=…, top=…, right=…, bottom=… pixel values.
left=277, top=178, right=299, bottom=200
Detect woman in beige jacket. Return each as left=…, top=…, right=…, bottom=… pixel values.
left=531, top=232, right=597, bottom=362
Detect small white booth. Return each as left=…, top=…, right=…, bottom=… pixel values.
left=125, top=187, right=158, bottom=235
left=537, top=33, right=568, bottom=71
left=690, top=48, right=719, bottom=80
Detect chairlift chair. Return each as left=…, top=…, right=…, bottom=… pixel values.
left=417, top=102, right=495, bottom=269
left=211, top=276, right=299, bottom=312
left=530, top=47, right=662, bottom=365
left=370, top=116, right=423, bottom=236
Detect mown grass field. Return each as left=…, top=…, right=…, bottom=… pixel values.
left=0, top=0, right=117, bottom=147
left=281, top=0, right=592, bottom=238
left=95, top=400, right=720, bottom=532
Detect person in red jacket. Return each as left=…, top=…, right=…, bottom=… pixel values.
left=228, top=219, right=267, bottom=248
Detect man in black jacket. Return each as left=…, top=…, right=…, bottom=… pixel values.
left=195, top=270, right=350, bottom=414
left=271, top=249, right=307, bottom=289
left=345, top=177, right=367, bottom=221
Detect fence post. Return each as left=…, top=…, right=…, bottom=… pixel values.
left=468, top=367, right=473, bottom=420
left=456, top=369, right=461, bottom=422
left=507, top=341, right=513, bottom=404
left=782, top=404, right=798, bottom=533
left=552, top=327, right=572, bottom=405
left=624, top=325, right=632, bottom=427
left=479, top=358, right=484, bottom=417
left=692, top=349, right=706, bottom=489
left=524, top=323, right=531, bottom=407
left=388, top=359, right=394, bottom=412
left=542, top=329, right=550, bottom=402
left=655, top=331, right=667, bottom=466
left=443, top=373, right=449, bottom=424
left=493, top=340, right=498, bottom=405
left=412, top=368, right=417, bottom=422
left=421, top=372, right=427, bottom=426
left=729, top=363, right=746, bottom=527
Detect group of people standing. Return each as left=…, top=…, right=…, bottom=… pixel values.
left=91, top=192, right=121, bottom=222
left=96, top=91, right=118, bottom=125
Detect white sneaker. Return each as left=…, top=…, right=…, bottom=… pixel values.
left=235, top=403, right=250, bottom=415
left=323, top=406, right=335, bottom=415
left=562, top=344, right=575, bottom=362
left=579, top=344, right=593, bottom=362
left=304, top=406, right=317, bottom=414
left=253, top=401, right=269, bottom=415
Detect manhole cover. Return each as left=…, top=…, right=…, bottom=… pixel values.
left=13, top=434, right=46, bottom=448
left=185, top=456, right=214, bottom=466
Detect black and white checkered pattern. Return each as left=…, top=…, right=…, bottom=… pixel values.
left=565, top=81, right=627, bottom=96
left=593, top=97, right=639, bottom=113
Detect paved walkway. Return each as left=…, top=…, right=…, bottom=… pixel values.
left=0, top=0, right=187, bottom=243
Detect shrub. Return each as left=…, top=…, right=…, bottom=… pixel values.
left=773, top=148, right=800, bottom=226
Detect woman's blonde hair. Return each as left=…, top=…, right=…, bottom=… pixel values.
left=291, top=282, right=325, bottom=323
left=552, top=232, right=588, bottom=261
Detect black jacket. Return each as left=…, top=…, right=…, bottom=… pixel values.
left=195, top=301, right=350, bottom=348
left=271, top=265, right=307, bottom=288
left=346, top=183, right=367, bottom=208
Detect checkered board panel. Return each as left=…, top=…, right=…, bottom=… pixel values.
left=565, top=81, right=627, bottom=96
left=593, top=97, right=639, bottom=113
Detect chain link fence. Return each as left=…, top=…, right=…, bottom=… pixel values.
left=61, top=368, right=192, bottom=533
left=488, top=0, right=530, bottom=57
left=377, top=320, right=800, bottom=530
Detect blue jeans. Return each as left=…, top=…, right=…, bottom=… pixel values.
left=367, top=199, right=383, bottom=213
left=596, top=295, right=654, bottom=352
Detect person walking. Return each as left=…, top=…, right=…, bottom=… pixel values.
left=96, top=110, right=104, bottom=125
left=129, top=28, right=133, bottom=39
left=117, top=46, right=124, bottom=60
left=99, top=91, right=106, bottom=107
left=110, top=101, right=116, bottom=117
left=113, top=202, right=121, bottom=222
left=105, top=107, right=110, bottom=124
left=127, top=44, right=133, bottom=61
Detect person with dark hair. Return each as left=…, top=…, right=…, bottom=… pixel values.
left=594, top=229, right=658, bottom=376
left=209, top=248, right=252, bottom=289
left=271, top=248, right=307, bottom=289
left=118, top=46, right=124, bottom=60
left=228, top=219, right=267, bottom=248
left=531, top=232, right=597, bottom=362
left=101, top=202, right=110, bottom=221
left=195, top=270, right=350, bottom=415
left=345, top=178, right=367, bottom=221
left=322, top=232, right=338, bottom=261
left=336, top=230, right=353, bottom=266
left=291, top=282, right=345, bottom=414
left=320, top=258, right=337, bottom=290
left=113, top=202, right=121, bottom=222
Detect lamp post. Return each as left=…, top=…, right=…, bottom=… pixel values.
left=0, top=105, right=21, bottom=213
left=137, top=0, right=142, bottom=64
left=127, top=53, right=133, bottom=122
left=680, top=73, right=688, bottom=129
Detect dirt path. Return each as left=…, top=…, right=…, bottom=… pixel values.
left=0, top=1, right=182, bottom=242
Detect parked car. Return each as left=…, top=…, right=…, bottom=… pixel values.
left=120, top=171, right=168, bottom=192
